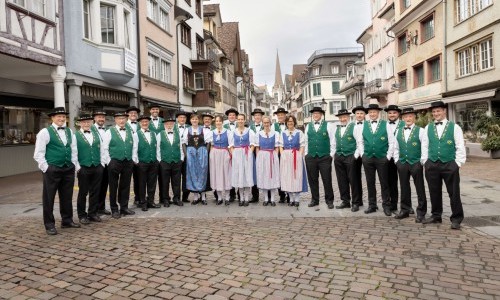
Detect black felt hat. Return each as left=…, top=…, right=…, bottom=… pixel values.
left=273, top=107, right=289, bottom=115
left=335, top=109, right=351, bottom=117
left=48, top=107, right=69, bottom=117
left=225, top=108, right=239, bottom=116
left=352, top=106, right=367, bottom=114
left=366, top=104, right=383, bottom=111
left=309, top=106, right=325, bottom=114
left=384, top=105, right=402, bottom=113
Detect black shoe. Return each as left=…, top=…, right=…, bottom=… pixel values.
left=308, top=202, right=319, bottom=207
left=409, top=208, right=415, bottom=215
left=351, top=204, right=359, bottom=212
left=263, top=201, right=269, bottom=206
left=173, top=200, right=182, bottom=206
left=61, top=221, right=81, bottom=228
left=327, top=204, right=334, bottom=209
left=98, top=209, right=111, bottom=215
left=191, top=199, right=201, bottom=205
left=278, top=198, right=286, bottom=204
left=182, top=196, right=190, bottom=203
left=415, top=216, right=425, bottom=223
left=383, top=208, right=392, bottom=216
left=134, top=200, right=140, bottom=206
left=271, top=202, right=276, bottom=207
left=294, top=202, right=299, bottom=207
left=244, top=201, right=249, bottom=207
left=120, top=208, right=136, bottom=216
left=164, top=201, right=171, bottom=207
left=451, top=222, right=461, bottom=230
left=216, top=200, right=223, bottom=206
left=111, top=211, right=121, bottom=219
left=147, top=203, right=161, bottom=209
left=239, top=201, right=244, bottom=207
left=142, top=206, right=148, bottom=212
left=229, top=197, right=235, bottom=203
left=422, top=217, right=442, bottom=224
left=46, top=228, right=57, bottom=235
left=288, top=202, right=294, bottom=206
left=79, top=217, right=90, bottom=225
left=336, top=202, right=351, bottom=209
left=249, top=197, right=259, bottom=203
left=391, top=209, right=398, bottom=214
left=364, top=207, right=378, bottom=214
left=202, top=200, right=207, bottom=205
left=286, top=195, right=290, bottom=203
left=225, top=200, right=230, bottom=206
left=88, top=215, right=102, bottom=222
left=394, top=212, right=410, bottom=219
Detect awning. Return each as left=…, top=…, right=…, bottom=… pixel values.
left=443, top=89, right=497, bottom=104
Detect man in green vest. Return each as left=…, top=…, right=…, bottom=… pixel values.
left=352, top=106, right=367, bottom=211
left=92, top=110, right=111, bottom=216
left=356, top=104, right=395, bottom=216
left=249, top=108, right=264, bottom=203
left=33, top=107, right=80, bottom=235
left=421, top=101, right=466, bottom=229
left=175, top=110, right=191, bottom=203
left=148, top=104, right=164, bottom=134
left=126, top=106, right=141, bottom=206
left=75, top=113, right=104, bottom=224
left=393, top=107, right=427, bottom=222
left=157, top=115, right=184, bottom=207
left=224, top=108, right=239, bottom=202
left=135, top=115, right=161, bottom=211
left=385, top=104, right=405, bottom=215
left=304, top=106, right=335, bottom=209
left=333, top=109, right=360, bottom=211
left=101, top=111, right=138, bottom=219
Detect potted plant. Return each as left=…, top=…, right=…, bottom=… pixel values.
left=474, top=115, right=500, bottom=158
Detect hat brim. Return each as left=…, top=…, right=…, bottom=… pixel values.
left=273, top=110, right=289, bottom=115
left=384, top=108, right=402, bottom=113
left=92, top=113, right=106, bottom=117
left=401, top=110, right=418, bottom=115
left=163, top=119, right=176, bottom=123
left=78, top=117, right=94, bottom=121
left=201, top=114, right=214, bottom=119
left=251, top=111, right=264, bottom=116
left=114, top=114, right=129, bottom=118
left=137, top=117, right=151, bottom=122
left=309, top=109, right=325, bottom=114
left=175, top=112, right=188, bottom=117
left=428, top=105, right=447, bottom=110
left=335, top=112, right=351, bottom=117
left=126, top=108, right=140, bottom=113
left=48, top=112, right=70, bottom=117
left=352, top=108, right=367, bottom=113
left=367, top=107, right=383, bottom=111
left=225, top=110, right=239, bottom=116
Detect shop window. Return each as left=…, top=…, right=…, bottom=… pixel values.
left=0, top=107, right=50, bottom=146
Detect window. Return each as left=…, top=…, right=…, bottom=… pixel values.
left=180, top=23, right=191, bottom=47
left=147, top=0, right=171, bottom=32
left=195, top=72, right=204, bottom=90
left=195, top=0, right=201, bottom=17
left=124, top=11, right=130, bottom=49
left=398, top=33, right=408, bottom=55
left=414, top=64, right=424, bottom=87
left=312, top=83, right=321, bottom=96
left=11, top=0, right=47, bottom=17
left=456, top=0, right=492, bottom=23
left=83, top=0, right=92, bottom=39
left=159, top=9, right=169, bottom=31
left=329, top=101, right=346, bottom=115
left=421, top=14, right=434, bottom=42
left=183, top=68, right=191, bottom=88
left=147, top=0, right=158, bottom=20
left=398, top=71, right=407, bottom=91
left=457, top=38, right=493, bottom=77
left=312, top=66, right=320, bottom=76
left=100, top=4, right=115, bottom=44
left=221, top=67, right=226, bottom=80
left=346, top=64, right=354, bottom=79
left=401, top=0, right=411, bottom=10
left=148, top=54, right=159, bottom=79
left=196, top=36, right=204, bottom=59
left=428, top=57, right=441, bottom=82
left=331, top=64, right=339, bottom=74
left=332, top=81, right=340, bottom=94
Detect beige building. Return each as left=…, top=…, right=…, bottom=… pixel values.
left=390, top=0, right=444, bottom=109
left=138, top=0, right=178, bottom=115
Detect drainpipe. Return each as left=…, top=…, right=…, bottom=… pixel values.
left=135, top=0, right=142, bottom=109
left=443, top=0, right=448, bottom=95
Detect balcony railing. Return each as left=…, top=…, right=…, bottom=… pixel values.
left=365, top=78, right=391, bottom=97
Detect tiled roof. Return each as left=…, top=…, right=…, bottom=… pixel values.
left=291, top=64, right=307, bottom=85
left=219, top=22, right=240, bottom=62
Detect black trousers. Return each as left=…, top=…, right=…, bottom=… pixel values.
left=108, top=159, right=134, bottom=212
left=157, top=163, right=165, bottom=201
left=97, top=165, right=109, bottom=211
left=305, top=155, right=334, bottom=205
left=334, top=154, right=356, bottom=204
left=181, top=160, right=190, bottom=201
left=160, top=161, right=182, bottom=202
left=77, top=165, right=103, bottom=218
left=352, top=157, right=363, bottom=206
left=362, top=156, right=390, bottom=209
left=424, top=160, right=464, bottom=224
left=137, top=161, right=159, bottom=205
left=251, top=151, right=259, bottom=201
left=132, top=164, right=140, bottom=203
left=397, top=161, right=427, bottom=217
left=388, top=158, right=399, bottom=210
left=42, top=165, right=75, bottom=229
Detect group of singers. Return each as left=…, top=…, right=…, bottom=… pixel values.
left=34, top=100, right=466, bottom=235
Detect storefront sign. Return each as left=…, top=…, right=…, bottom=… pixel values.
left=124, top=49, right=137, bottom=75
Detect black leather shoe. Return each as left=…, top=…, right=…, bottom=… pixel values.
left=244, top=201, right=249, bottom=207
left=271, top=202, right=276, bottom=207
left=79, top=217, right=90, bottom=225
left=216, top=200, right=223, bottom=206
left=134, top=200, right=140, bottom=206
left=351, top=204, right=359, bottom=212
left=142, top=206, right=148, bottom=212
left=191, top=199, right=201, bottom=205
left=224, top=200, right=230, bottom=206
left=147, top=203, right=161, bottom=209
left=415, top=216, right=425, bottom=223
left=308, top=202, right=319, bottom=207
left=278, top=198, right=286, bottom=204
left=164, top=201, right=171, bottom=207
left=394, top=212, right=410, bottom=219
left=111, top=212, right=121, bottom=219
left=409, top=208, right=415, bottom=215
left=383, top=208, right=392, bottom=216
left=390, top=209, right=398, bottom=214
left=263, top=201, right=269, bottom=206
left=336, top=202, right=351, bottom=209
left=174, top=200, right=183, bottom=206
left=46, top=228, right=57, bottom=235
left=120, top=209, right=136, bottom=216
left=239, top=201, right=244, bottom=207
left=294, top=202, right=299, bottom=207
left=98, top=209, right=111, bottom=215
left=61, top=221, right=81, bottom=228
left=88, top=215, right=102, bottom=222
left=451, top=222, right=461, bottom=230
left=364, top=207, right=378, bottom=214
left=202, top=200, right=207, bottom=205
left=327, top=204, right=334, bottom=209
left=422, top=217, right=442, bottom=224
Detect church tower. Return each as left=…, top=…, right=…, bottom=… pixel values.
left=272, top=50, right=285, bottom=106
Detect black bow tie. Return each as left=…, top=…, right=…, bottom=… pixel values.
left=205, top=126, right=211, bottom=129
left=119, top=127, right=126, bottom=131
left=131, top=122, right=137, bottom=124
left=357, top=122, right=363, bottom=125
left=57, top=127, right=65, bottom=130
left=435, top=121, right=443, bottom=125
left=256, top=124, right=261, bottom=127
left=179, top=125, right=185, bottom=128
left=371, top=121, right=378, bottom=124
left=144, top=130, right=150, bottom=133
left=152, top=118, right=158, bottom=121
left=389, top=121, right=396, bottom=124
left=84, top=130, right=91, bottom=134
left=337, top=125, right=346, bottom=128
left=314, top=122, right=320, bottom=125
left=279, top=123, right=284, bottom=126
left=167, top=132, right=173, bottom=134
left=230, top=123, right=235, bottom=126
left=98, top=127, right=105, bottom=130
left=404, top=127, right=412, bottom=130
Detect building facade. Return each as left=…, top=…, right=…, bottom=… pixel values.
left=218, top=22, right=241, bottom=113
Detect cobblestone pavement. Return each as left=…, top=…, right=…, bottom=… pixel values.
left=1, top=216, right=499, bottom=300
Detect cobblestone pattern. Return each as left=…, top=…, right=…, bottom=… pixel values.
left=1, top=217, right=499, bottom=299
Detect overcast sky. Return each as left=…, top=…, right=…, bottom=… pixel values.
left=209, top=0, right=371, bottom=88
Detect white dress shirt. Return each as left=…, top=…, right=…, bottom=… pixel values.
left=393, top=124, right=425, bottom=163
left=421, top=119, right=466, bottom=167
left=223, top=120, right=237, bottom=131
left=304, top=120, right=335, bottom=157
left=156, top=130, right=184, bottom=162
left=101, top=125, right=139, bottom=165
left=253, top=122, right=263, bottom=132
left=177, top=123, right=188, bottom=139
left=151, top=118, right=161, bottom=130
left=93, top=123, right=106, bottom=142
left=354, top=119, right=395, bottom=160
left=181, top=126, right=213, bottom=145
left=127, top=120, right=138, bottom=133
left=33, top=123, right=78, bottom=173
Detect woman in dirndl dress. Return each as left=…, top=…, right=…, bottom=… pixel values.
left=279, top=115, right=308, bottom=207
left=232, top=114, right=256, bottom=206
left=183, top=114, right=211, bottom=205
left=255, top=116, right=280, bottom=206
left=210, top=115, right=233, bottom=206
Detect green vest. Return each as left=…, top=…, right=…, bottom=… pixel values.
left=223, top=122, right=235, bottom=131
left=428, top=121, right=456, bottom=163
left=335, top=123, right=356, bottom=156
left=363, top=120, right=389, bottom=159
left=250, top=123, right=263, bottom=133
left=149, top=117, right=164, bottom=134
left=109, top=127, right=133, bottom=161
left=126, top=121, right=137, bottom=133
left=159, top=130, right=182, bottom=163
left=307, top=122, right=330, bottom=157
left=175, top=123, right=190, bottom=139
left=397, top=126, right=421, bottom=165
left=273, top=122, right=283, bottom=133
left=45, top=126, right=73, bottom=167
left=137, top=130, right=157, bottom=163
left=389, top=120, right=405, bottom=135
left=76, top=130, right=101, bottom=167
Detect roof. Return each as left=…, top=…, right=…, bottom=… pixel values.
left=219, top=22, right=240, bottom=62
left=203, top=4, right=219, bottom=17
left=291, top=64, right=307, bottom=85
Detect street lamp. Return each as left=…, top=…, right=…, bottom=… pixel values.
left=174, top=6, right=193, bottom=108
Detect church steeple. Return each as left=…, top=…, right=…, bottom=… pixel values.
left=273, top=50, right=283, bottom=89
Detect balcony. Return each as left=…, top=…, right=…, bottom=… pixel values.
left=365, top=78, right=391, bottom=98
